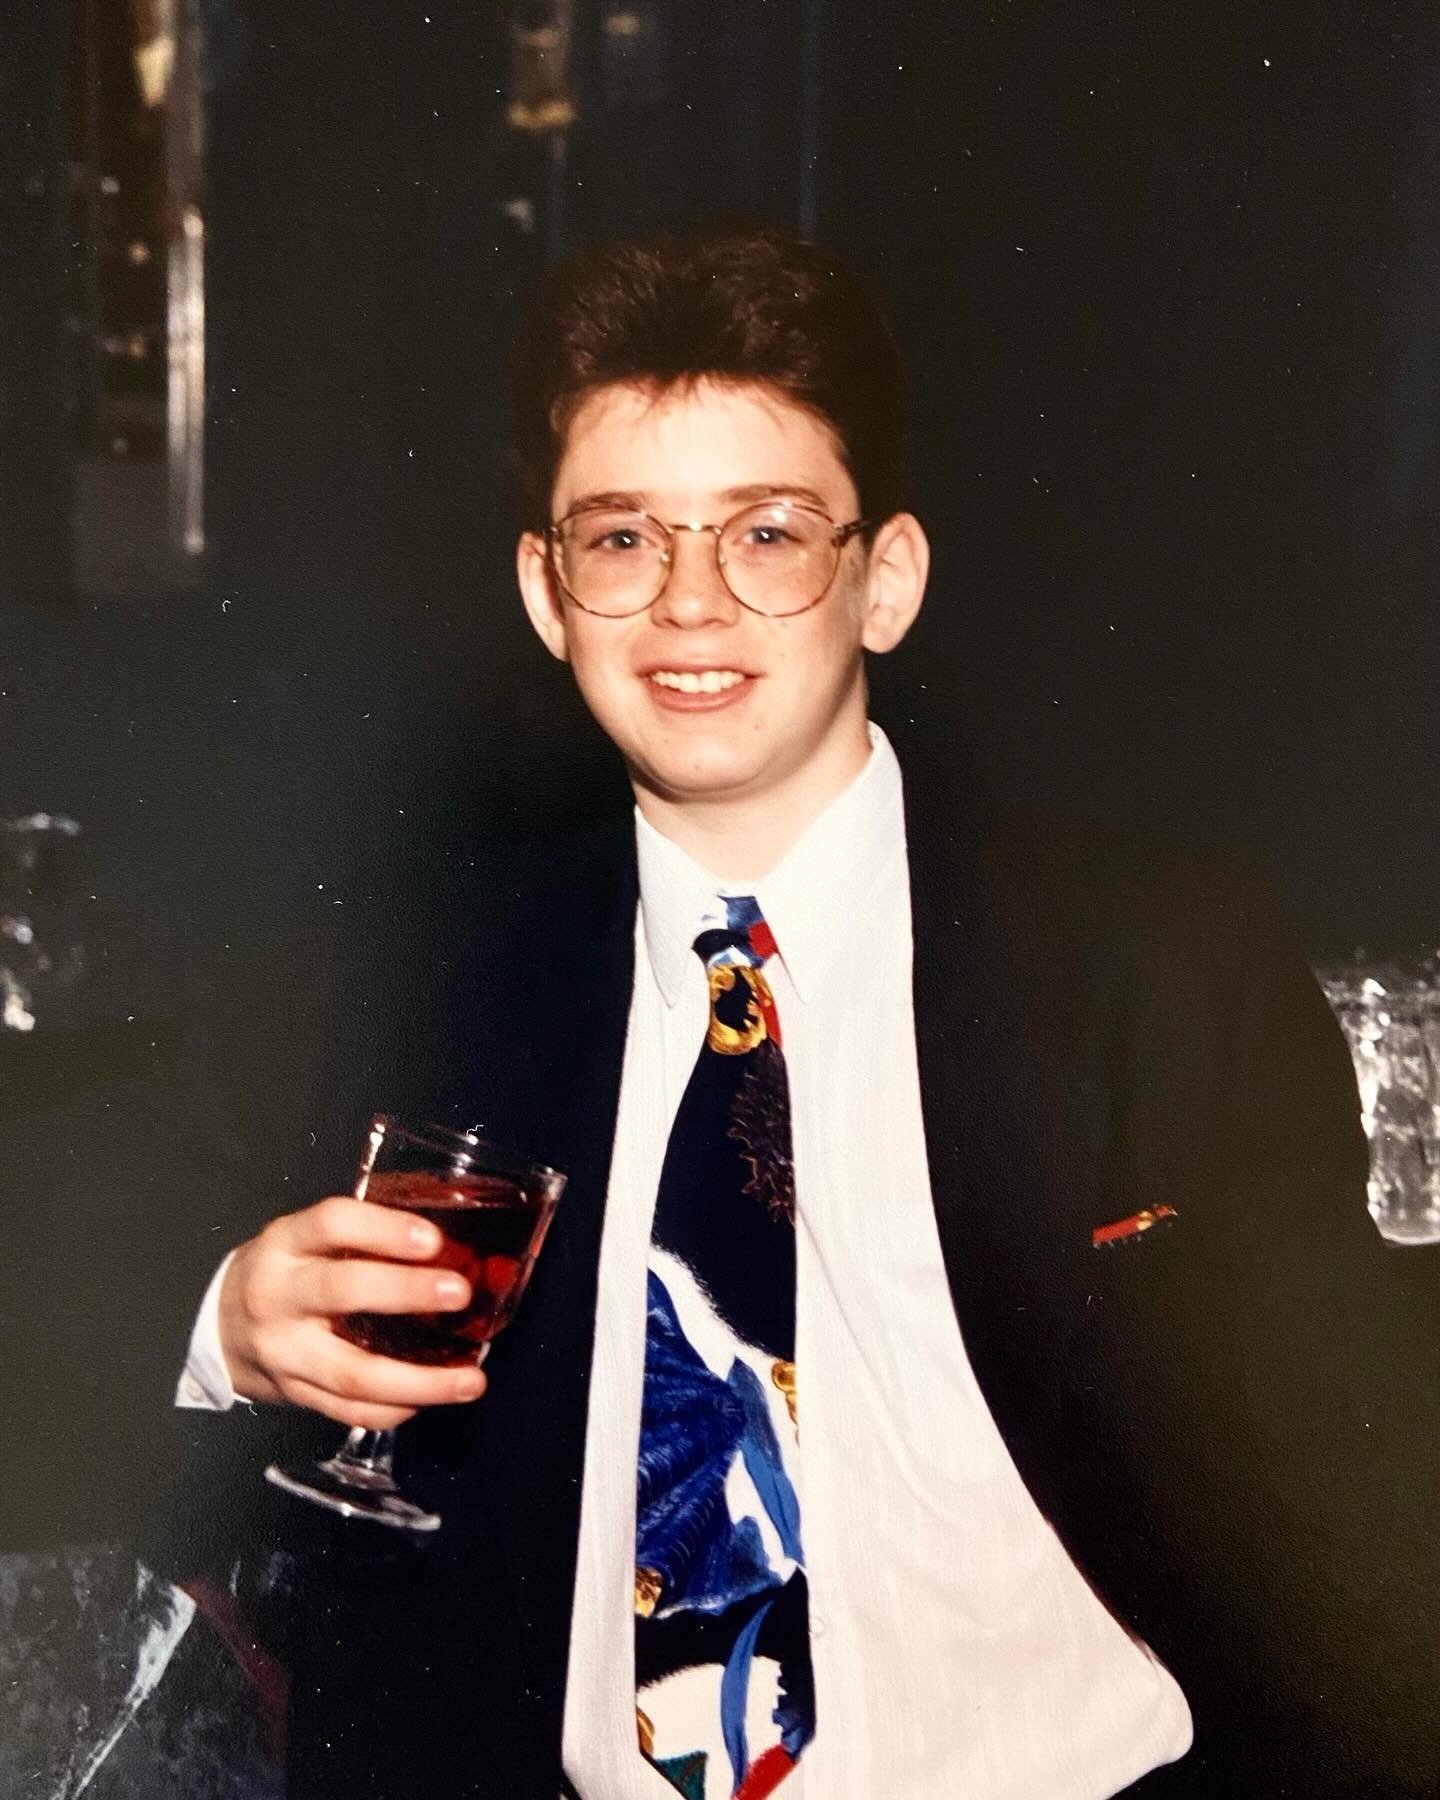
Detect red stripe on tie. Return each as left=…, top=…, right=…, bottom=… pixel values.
left=735, top=1744, right=796, bottom=1799
left=747, top=920, right=778, bottom=962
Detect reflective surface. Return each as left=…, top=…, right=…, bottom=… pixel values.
left=0, top=814, right=84, bottom=1032
left=1321, top=962, right=1440, bottom=1246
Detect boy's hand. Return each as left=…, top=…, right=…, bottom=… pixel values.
left=218, top=1197, right=486, bottom=1429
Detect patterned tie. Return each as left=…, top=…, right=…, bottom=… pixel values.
left=635, top=897, right=815, bottom=1800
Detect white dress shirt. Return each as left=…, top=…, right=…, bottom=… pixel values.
left=182, top=725, right=1191, bottom=1798
left=561, top=726, right=1191, bottom=1800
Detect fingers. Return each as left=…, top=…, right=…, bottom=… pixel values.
left=216, top=1195, right=486, bottom=1422
left=296, top=1257, right=471, bottom=1320
left=281, top=1378, right=418, bottom=1433
left=282, top=1195, right=444, bottom=1262
left=275, top=1343, right=487, bottom=1432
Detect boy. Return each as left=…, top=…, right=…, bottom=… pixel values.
left=186, top=226, right=1437, bottom=1799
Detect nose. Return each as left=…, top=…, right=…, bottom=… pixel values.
left=649, top=525, right=741, bottom=629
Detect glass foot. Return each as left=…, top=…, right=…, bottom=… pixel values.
left=264, top=1455, right=442, bottom=1532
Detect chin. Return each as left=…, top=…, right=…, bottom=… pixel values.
left=638, top=743, right=774, bottom=805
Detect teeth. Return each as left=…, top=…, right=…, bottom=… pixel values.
left=649, top=669, right=746, bottom=694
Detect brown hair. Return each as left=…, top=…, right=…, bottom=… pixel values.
left=510, top=223, right=907, bottom=531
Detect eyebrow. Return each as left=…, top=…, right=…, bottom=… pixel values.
left=720, top=483, right=831, bottom=508
left=563, top=482, right=834, bottom=516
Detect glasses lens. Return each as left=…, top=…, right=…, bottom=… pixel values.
left=556, top=510, right=667, bottom=615
left=720, top=504, right=836, bottom=616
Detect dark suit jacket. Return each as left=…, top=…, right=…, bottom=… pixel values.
left=36, top=732, right=1436, bottom=1798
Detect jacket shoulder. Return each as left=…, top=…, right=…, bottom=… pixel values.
left=974, top=808, right=1357, bottom=1137
left=984, top=807, right=1280, bottom=949
left=976, top=807, right=1304, bottom=1024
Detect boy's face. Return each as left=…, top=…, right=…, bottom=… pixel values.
left=517, top=378, right=925, bottom=837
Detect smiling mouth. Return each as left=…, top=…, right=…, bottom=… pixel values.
left=647, top=669, right=749, bottom=694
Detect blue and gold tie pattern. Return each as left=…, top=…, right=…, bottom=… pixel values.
left=635, top=898, right=814, bottom=1800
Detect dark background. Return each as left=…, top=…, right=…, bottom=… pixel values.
left=4, top=0, right=1440, bottom=1054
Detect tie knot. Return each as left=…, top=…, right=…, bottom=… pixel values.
left=692, top=895, right=778, bottom=970
left=692, top=897, right=783, bottom=1056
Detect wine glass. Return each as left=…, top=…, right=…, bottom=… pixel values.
left=265, top=1115, right=565, bottom=1531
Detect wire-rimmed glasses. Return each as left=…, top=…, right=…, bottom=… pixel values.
left=545, top=500, right=870, bottom=619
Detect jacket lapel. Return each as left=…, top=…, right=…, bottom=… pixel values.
left=899, top=746, right=1112, bottom=1539
left=406, top=804, right=639, bottom=1751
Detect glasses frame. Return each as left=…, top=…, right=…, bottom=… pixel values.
left=543, top=500, right=872, bottom=619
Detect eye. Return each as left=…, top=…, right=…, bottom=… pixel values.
left=743, top=522, right=796, bottom=548
left=729, top=503, right=824, bottom=554
left=569, top=514, right=657, bottom=555
left=736, top=513, right=810, bottom=552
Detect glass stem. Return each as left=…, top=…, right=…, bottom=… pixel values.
left=333, top=1427, right=396, bottom=1478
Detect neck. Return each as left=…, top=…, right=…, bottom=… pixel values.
left=631, top=714, right=873, bottom=882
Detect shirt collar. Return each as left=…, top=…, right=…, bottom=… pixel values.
left=635, top=723, right=907, bottom=1007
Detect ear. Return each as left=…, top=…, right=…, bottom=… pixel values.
left=516, top=531, right=571, bottom=663
left=859, top=512, right=929, bottom=654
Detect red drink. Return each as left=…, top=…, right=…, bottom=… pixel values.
left=344, top=1169, right=559, bottom=1364
left=266, top=1117, right=564, bottom=1532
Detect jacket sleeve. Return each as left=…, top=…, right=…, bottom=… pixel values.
left=1150, top=866, right=1440, bottom=1796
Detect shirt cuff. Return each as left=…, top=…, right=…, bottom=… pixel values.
left=175, top=1248, right=240, bottom=1410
